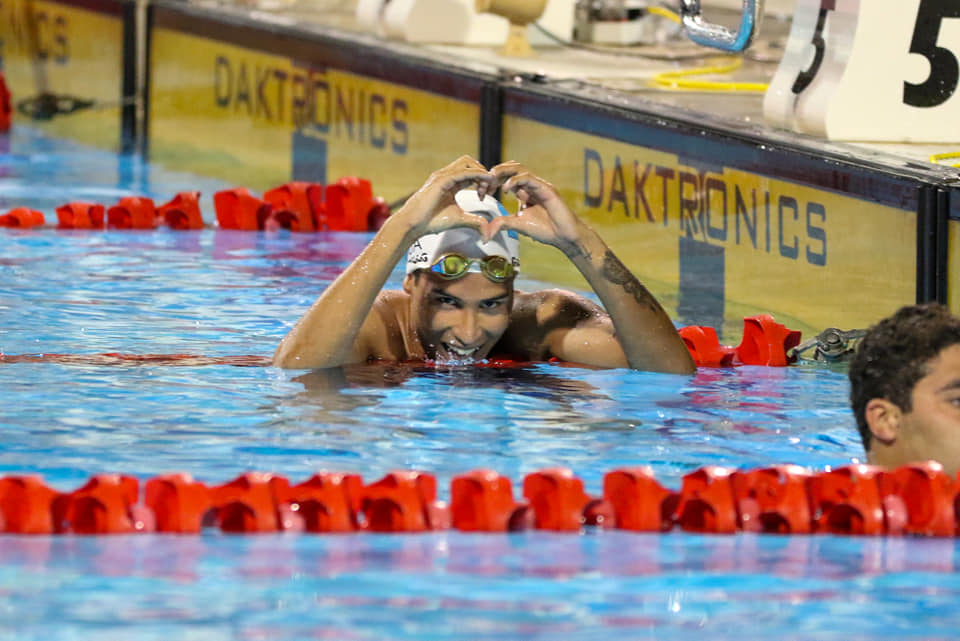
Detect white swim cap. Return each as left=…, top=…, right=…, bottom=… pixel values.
left=405, top=189, right=520, bottom=275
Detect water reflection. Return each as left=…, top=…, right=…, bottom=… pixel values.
left=286, top=362, right=611, bottom=428
left=1, top=530, right=958, bottom=582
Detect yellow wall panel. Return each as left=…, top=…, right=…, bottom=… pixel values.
left=0, top=0, right=123, bottom=148
left=149, top=28, right=480, bottom=197
left=504, top=116, right=915, bottom=339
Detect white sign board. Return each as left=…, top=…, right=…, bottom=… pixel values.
left=764, top=0, right=960, bottom=142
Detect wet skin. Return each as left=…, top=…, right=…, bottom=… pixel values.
left=869, top=343, right=960, bottom=475
left=404, top=271, right=513, bottom=363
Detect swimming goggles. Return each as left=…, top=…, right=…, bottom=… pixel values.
left=428, top=254, right=517, bottom=282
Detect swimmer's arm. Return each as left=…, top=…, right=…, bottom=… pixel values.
left=517, top=290, right=629, bottom=368
left=561, top=231, right=695, bottom=374
left=273, top=155, right=496, bottom=369
left=489, top=162, right=694, bottom=374
left=272, top=214, right=414, bottom=369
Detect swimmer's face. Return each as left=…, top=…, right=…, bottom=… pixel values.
left=867, top=343, right=960, bottom=475
left=404, top=271, right=513, bottom=362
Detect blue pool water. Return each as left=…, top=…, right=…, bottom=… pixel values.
left=0, top=127, right=956, bottom=640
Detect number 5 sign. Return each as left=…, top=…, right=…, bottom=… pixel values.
left=763, top=0, right=960, bottom=142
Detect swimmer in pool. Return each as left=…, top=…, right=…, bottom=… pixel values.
left=849, top=303, right=960, bottom=475
left=273, top=156, right=695, bottom=374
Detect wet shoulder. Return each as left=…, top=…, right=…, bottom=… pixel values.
left=501, top=289, right=597, bottom=360
left=511, top=288, right=601, bottom=326
left=365, top=289, right=413, bottom=359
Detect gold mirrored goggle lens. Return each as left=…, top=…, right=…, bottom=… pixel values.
left=430, top=254, right=516, bottom=282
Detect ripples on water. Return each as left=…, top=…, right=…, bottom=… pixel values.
left=0, top=225, right=862, bottom=491
left=0, top=132, right=944, bottom=641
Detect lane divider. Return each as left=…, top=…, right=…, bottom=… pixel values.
left=0, top=177, right=389, bottom=232
left=0, top=462, right=955, bottom=537
left=0, top=318, right=800, bottom=369
left=0, top=313, right=799, bottom=370
left=0, top=353, right=271, bottom=366
left=681, top=315, right=801, bottom=367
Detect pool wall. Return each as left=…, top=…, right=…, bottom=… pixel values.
left=0, top=0, right=957, bottom=339
left=0, top=0, right=136, bottom=150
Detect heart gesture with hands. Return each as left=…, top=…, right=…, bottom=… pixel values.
left=274, top=154, right=696, bottom=374
left=397, top=155, right=498, bottom=239
left=485, top=161, right=586, bottom=258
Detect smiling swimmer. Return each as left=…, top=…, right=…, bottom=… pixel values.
left=273, top=156, right=695, bottom=374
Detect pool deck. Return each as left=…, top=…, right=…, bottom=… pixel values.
left=195, top=0, right=960, bottom=179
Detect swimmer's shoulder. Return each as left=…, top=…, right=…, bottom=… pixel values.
left=359, top=289, right=413, bottom=360
left=502, top=288, right=602, bottom=360
left=511, top=288, right=603, bottom=325
left=369, top=289, right=410, bottom=334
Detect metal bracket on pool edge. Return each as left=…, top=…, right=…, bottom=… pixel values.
left=679, top=0, right=764, bottom=52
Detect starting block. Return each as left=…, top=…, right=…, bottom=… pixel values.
left=764, top=0, right=960, bottom=142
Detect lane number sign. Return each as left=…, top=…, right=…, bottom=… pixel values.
left=764, top=0, right=960, bottom=142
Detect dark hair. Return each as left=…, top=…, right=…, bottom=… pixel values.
left=849, top=303, right=960, bottom=451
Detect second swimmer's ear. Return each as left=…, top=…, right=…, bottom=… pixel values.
left=865, top=398, right=901, bottom=445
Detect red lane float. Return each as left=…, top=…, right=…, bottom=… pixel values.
left=681, top=315, right=802, bottom=368
left=673, top=466, right=739, bottom=534
left=0, top=207, right=45, bottom=228
left=451, top=469, right=524, bottom=532
left=56, top=202, right=106, bottom=229
left=209, top=472, right=292, bottom=533
left=523, top=468, right=594, bottom=531
left=361, top=471, right=448, bottom=532
left=145, top=473, right=211, bottom=533
left=4, top=177, right=388, bottom=232
left=214, top=188, right=273, bottom=231
left=679, top=326, right=736, bottom=367
left=263, top=182, right=323, bottom=232
left=51, top=474, right=151, bottom=534
left=282, top=472, right=364, bottom=533
left=731, top=465, right=812, bottom=534
left=2, top=462, right=958, bottom=537
left=878, top=461, right=956, bottom=537
left=158, top=192, right=204, bottom=230
left=603, top=467, right=677, bottom=532
left=108, top=197, right=157, bottom=230
left=324, top=176, right=377, bottom=231
left=738, top=314, right=803, bottom=366
left=0, top=476, right=59, bottom=534
left=807, top=464, right=888, bottom=536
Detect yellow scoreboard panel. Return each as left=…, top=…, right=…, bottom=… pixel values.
left=149, top=27, right=481, bottom=199
left=0, top=0, right=124, bottom=149
left=503, top=116, right=916, bottom=340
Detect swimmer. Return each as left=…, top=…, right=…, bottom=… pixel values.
left=849, top=303, right=960, bottom=474
left=273, top=156, right=695, bottom=374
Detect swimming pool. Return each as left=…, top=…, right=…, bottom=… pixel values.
left=0, top=127, right=956, bottom=641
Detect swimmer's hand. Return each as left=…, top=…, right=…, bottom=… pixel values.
left=485, top=161, right=587, bottom=258
left=396, top=155, right=498, bottom=239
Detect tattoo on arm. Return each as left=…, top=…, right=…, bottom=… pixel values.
left=564, top=240, right=588, bottom=260
left=602, top=250, right=658, bottom=311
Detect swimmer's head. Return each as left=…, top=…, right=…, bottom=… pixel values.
left=403, top=190, right=519, bottom=363
left=405, top=189, right=520, bottom=282
left=849, top=303, right=960, bottom=474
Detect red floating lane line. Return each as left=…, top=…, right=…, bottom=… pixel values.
left=0, top=353, right=271, bottom=367
left=0, top=177, right=389, bottom=232
left=680, top=315, right=801, bottom=368
left=0, top=462, right=956, bottom=537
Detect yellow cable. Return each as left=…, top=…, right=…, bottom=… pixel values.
left=929, top=151, right=960, bottom=168
left=650, top=56, right=769, bottom=92
left=647, top=5, right=682, bottom=23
